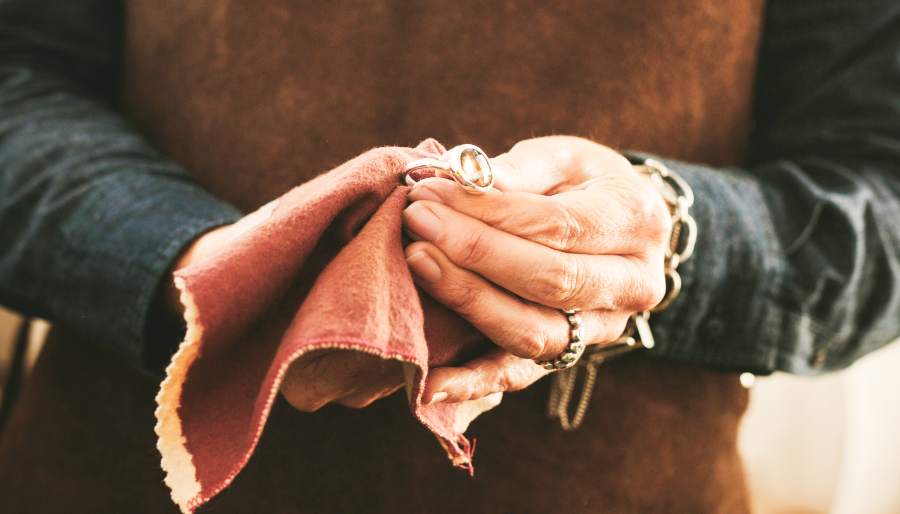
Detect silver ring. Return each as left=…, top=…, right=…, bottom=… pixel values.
left=404, top=143, right=494, bottom=193
left=536, top=309, right=586, bottom=371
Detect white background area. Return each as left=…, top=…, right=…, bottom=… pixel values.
left=740, top=340, right=900, bottom=514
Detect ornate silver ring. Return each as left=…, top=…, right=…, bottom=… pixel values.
left=536, top=309, right=586, bottom=371
left=404, top=143, right=494, bottom=193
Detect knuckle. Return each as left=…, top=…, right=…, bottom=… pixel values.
left=553, top=204, right=586, bottom=251
left=538, top=256, right=586, bottom=307
left=459, top=381, right=479, bottom=403
left=444, top=278, right=482, bottom=314
left=518, top=330, right=549, bottom=360
left=282, top=371, right=329, bottom=412
left=635, top=189, right=672, bottom=243
left=405, top=240, right=433, bottom=257
left=501, top=363, right=541, bottom=393
left=455, top=367, right=481, bottom=401
left=496, top=374, right=514, bottom=394
left=458, top=228, right=493, bottom=267
left=468, top=369, right=503, bottom=398
left=480, top=368, right=515, bottom=397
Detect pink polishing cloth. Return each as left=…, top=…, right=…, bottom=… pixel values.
left=155, top=139, right=502, bottom=513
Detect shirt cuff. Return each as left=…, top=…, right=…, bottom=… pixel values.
left=57, top=173, right=241, bottom=374
left=627, top=154, right=787, bottom=374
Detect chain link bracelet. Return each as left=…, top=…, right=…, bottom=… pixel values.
left=546, top=156, right=697, bottom=431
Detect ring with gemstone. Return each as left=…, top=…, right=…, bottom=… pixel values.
left=404, top=143, right=494, bottom=193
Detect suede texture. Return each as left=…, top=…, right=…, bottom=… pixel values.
left=0, top=1, right=764, bottom=512
left=156, top=139, right=508, bottom=512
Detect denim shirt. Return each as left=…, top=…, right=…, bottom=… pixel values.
left=1, top=0, right=899, bottom=375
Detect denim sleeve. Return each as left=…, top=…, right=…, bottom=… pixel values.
left=647, top=0, right=900, bottom=374
left=0, top=0, right=241, bottom=372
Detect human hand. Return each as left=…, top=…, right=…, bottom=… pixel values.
left=403, top=136, right=671, bottom=404
left=279, top=350, right=406, bottom=412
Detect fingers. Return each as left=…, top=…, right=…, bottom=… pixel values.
left=281, top=350, right=405, bottom=412
left=422, top=348, right=549, bottom=404
left=406, top=241, right=630, bottom=360
left=488, top=135, right=635, bottom=194
left=408, top=177, right=668, bottom=255
left=407, top=135, right=671, bottom=256
left=403, top=200, right=666, bottom=311
left=335, top=382, right=405, bottom=409
left=487, top=148, right=576, bottom=195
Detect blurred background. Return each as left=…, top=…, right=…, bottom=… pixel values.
left=1, top=306, right=898, bottom=513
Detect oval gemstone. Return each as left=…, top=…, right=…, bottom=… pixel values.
left=458, top=147, right=492, bottom=187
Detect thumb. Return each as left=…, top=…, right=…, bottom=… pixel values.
left=490, top=135, right=599, bottom=194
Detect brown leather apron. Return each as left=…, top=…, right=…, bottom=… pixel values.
left=0, top=1, right=764, bottom=512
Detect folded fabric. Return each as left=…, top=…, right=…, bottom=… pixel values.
left=155, top=139, right=502, bottom=513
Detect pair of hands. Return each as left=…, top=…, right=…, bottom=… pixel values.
left=173, top=136, right=671, bottom=411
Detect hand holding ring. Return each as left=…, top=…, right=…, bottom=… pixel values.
left=404, top=143, right=494, bottom=193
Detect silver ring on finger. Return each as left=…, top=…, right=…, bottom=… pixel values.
left=535, top=309, right=586, bottom=371
left=404, top=143, right=494, bottom=193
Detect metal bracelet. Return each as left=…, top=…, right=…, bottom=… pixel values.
left=547, top=156, right=696, bottom=431
left=639, top=158, right=697, bottom=312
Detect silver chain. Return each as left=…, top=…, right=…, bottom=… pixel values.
left=546, top=158, right=697, bottom=430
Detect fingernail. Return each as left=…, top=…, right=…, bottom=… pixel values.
left=406, top=251, right=441, bottom=282
left=403, top=202, right=442, bottom=241
left=409, top=180, right=456, bottom=203
left=428, top=391, right=449, bottom=405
